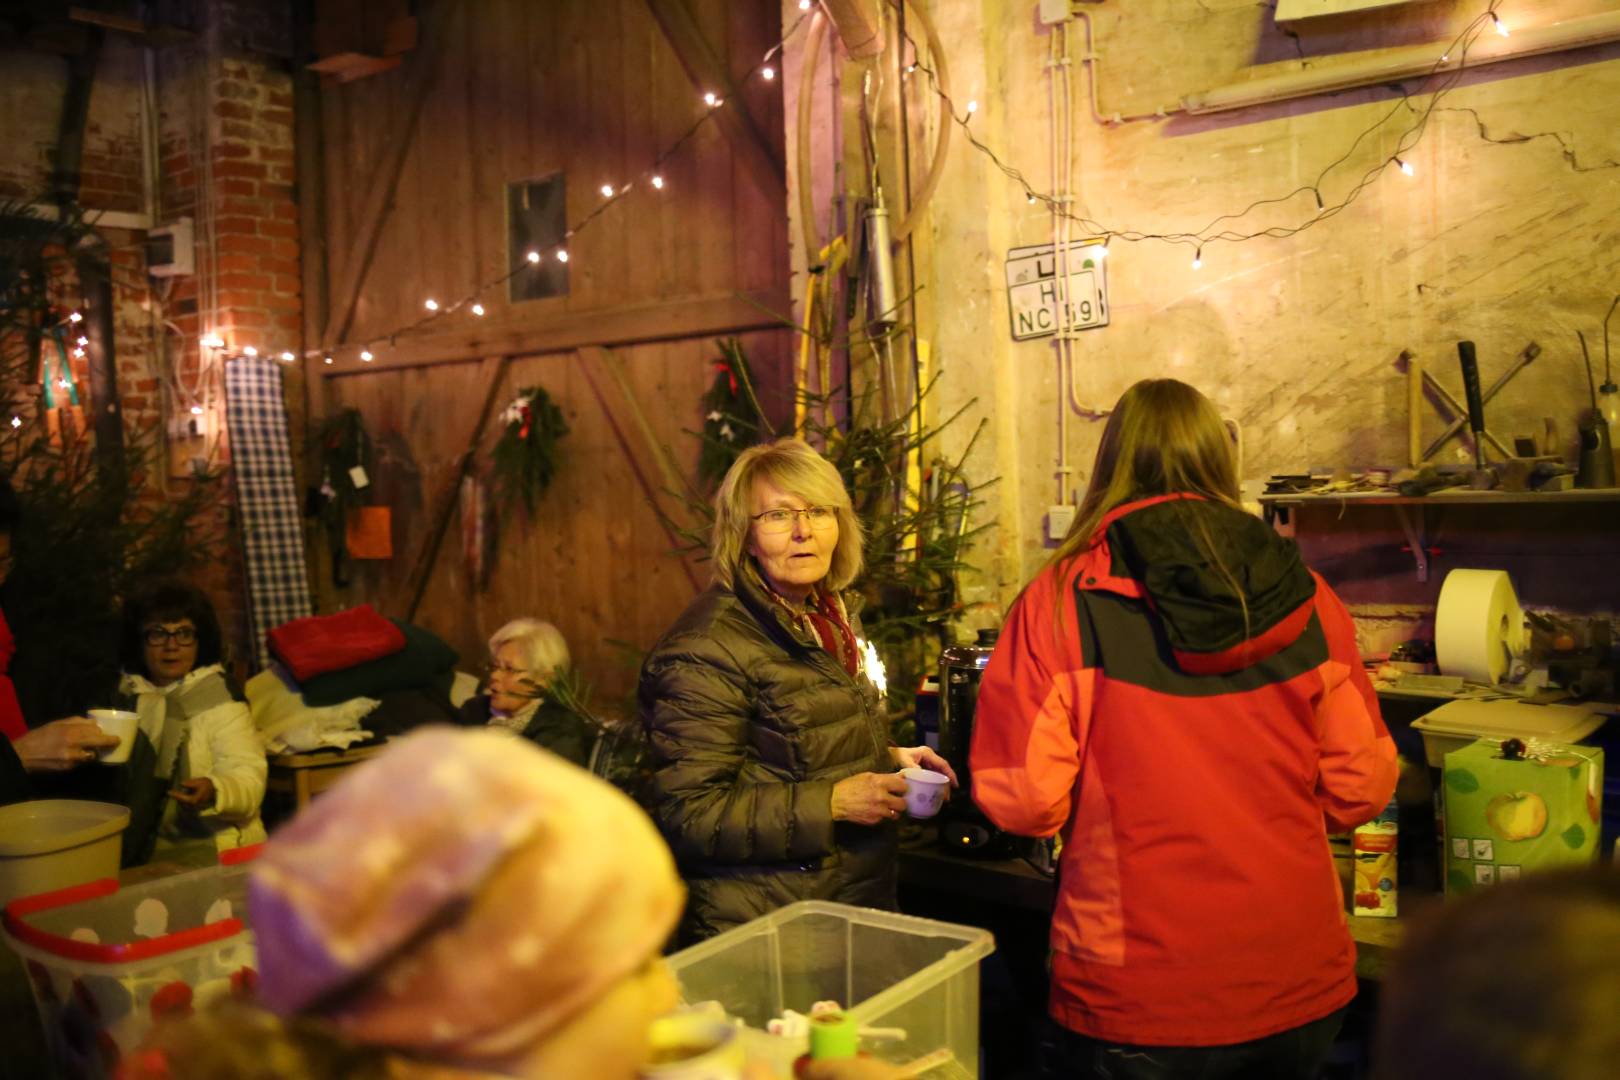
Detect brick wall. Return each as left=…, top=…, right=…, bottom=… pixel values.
left=2, top=0, right=304, bottom=675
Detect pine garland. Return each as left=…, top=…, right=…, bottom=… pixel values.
left=491, top=386, right=568, bottom=516
left=697, top=338, right=767, bottom=488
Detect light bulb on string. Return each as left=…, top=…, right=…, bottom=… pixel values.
left=76, top=336, right=88, bottom=346
left=651, top=175, right=665, bottom=190
left=201, top=334, right=225, bottom=349
left=242, top=346, right=258, bottom=357
left=280, top=352, right=296, bottom=362
left=68, top=312, right=82, bottom=323
left=58, top=380, right=70, bottom=390
left=324, top=356, right=334, bottom=365
left=1492, top=14, right=1508, bottom=36
left=190, top=405, right=203, bottom=416
left=424, top=298, right=439, bottom=311
left=1192, top=247, right=1203, bottom=270
left=556, top=250, right=569, bottom=263
left=360, top=350, right=374, bottom=362
left=1395, top=157, right=1414, bottom=176
left=965, top=100, right=978, bottom=115
left=527, top=250, right=542, bottom=264
left=703, top=92, right=721, bottom=108
left=600, top=184, right=615, bottom=198
left=73, top=347, right=85, bottom=358
left=761, top=66, right=775, bottom=81
left=798, top=0, right=810, bottom=10
left=9, top=417, right=20, bottom=429
left=471, top=303, right=486, bottom=316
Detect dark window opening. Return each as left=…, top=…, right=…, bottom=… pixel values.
left=507, top=174, right=569, bottom=302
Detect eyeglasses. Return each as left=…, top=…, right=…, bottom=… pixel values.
left=485, top=662, right=537, bottom=680
left=144, top=626, right=197, bottom=646
left=752, top=506, right=837, bottom=534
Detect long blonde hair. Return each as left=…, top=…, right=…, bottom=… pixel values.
left=1047, top=379, right=1244, bottom=617
left=711, top=437, right=864, bottom=592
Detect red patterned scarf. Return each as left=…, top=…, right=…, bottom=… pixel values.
left=752, top=564, right=859, bottom=676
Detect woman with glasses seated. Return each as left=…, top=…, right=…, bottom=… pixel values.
left=455, top=617, right=592, bottom=767
left=116, top=580, right=266, bottom=859
left=640, top=437, right=956, bottom=942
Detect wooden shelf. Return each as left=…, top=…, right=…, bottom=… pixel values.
left=1259, top=488, right=1620, bottom=582
left=1259, top=488, right=1620, bottom=508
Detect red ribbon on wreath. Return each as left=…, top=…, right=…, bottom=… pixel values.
left=518, top=403, right=533, bottom=440
left=712, top=361, right=737, bottom=395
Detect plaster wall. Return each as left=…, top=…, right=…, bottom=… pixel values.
left=887, top=0, right=1620, bottom=630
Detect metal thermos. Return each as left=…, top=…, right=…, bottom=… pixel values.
left=937, top=628, right=1015, bottom=857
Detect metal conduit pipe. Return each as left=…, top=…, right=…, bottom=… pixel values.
left=1185, top=9, right=1620, bottom=115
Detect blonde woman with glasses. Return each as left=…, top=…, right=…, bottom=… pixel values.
left=639, top=437, right=956, bottom=942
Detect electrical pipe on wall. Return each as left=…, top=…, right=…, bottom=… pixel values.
left=1184, top=8, right=1620, bottom=115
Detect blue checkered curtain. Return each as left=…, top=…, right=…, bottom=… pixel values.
left=224, top=357, right=313, bottom=669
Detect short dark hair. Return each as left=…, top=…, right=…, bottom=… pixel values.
left=120, top=580, right=225, bottom=678
left=0, top=474, right=20, bottom=535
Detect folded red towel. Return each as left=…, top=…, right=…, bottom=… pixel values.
left=268, top=605, right=407, bottom=682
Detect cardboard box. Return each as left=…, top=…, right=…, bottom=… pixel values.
left=1442, top=739, right=1604, bottom=894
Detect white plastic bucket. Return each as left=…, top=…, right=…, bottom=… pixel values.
left=0, top=801, right=129, bottom=907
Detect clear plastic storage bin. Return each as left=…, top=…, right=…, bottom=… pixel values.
left=666, top=901, right=995, bottom=1078
left=1, top=847, right=260, bottom=1080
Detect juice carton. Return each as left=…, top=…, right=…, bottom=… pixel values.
left=1352, top=798, right=1398, bottom=917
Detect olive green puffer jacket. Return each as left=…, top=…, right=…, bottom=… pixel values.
left=639, top=567, right=896, bottom=942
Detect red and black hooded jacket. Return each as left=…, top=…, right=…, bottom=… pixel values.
left=971, top=494, right=1397, bottom=1047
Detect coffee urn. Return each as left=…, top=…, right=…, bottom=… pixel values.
left=937, top=627, right=1015, bottom=857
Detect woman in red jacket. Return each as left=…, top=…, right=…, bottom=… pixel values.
left=971, top=379, right=1397, bottom=1079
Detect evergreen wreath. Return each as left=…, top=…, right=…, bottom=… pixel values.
left=697, top=338, right=767, bottom=488
left=491, top=386, right=568, bottom=516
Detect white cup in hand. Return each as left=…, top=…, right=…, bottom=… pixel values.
left=901, top=767, right=950, bottom=819
left=88, top=709, right=139, bottom=764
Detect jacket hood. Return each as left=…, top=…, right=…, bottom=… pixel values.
left=1099, top=496, right=1317, bottom=675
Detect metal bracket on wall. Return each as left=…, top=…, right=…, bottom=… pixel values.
left=1393, top=504, right=1428, bottom=583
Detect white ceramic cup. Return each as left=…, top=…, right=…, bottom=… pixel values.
left=901, top=767, right=950, bottom=819
left=638, top=1012, right=744, bottom=1080
left=88, top=709, right=139, bottom=765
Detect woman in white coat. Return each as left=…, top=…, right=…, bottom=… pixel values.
left=118, top=580, right=266, bottom=859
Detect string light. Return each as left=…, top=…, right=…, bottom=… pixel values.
left=1192, top=247, right=1203, bottom=270
left=1395, top=156, right=1414, bottom=176
left=324, top=356, right=334, bottom=365
left=242, top=346, right=258, bottom=357
left=424, top=298, right=439, bottom=311
left=68, top=311, right=82, bottom=323
left=190, top=405, right=203, bottom=415
left=360, top=350, right=374, bottom=362
left=76, top=336, right=88, bottom=346
left=965, top=99, right=978, bottom=115
left=280, top=351, right=296, bottom=362
left=72, top=347, right=85, bottom=358
left=318, top=6, right=818, bottom=357
left=1492, top=13, right=1508, bottom=36
left=201, top=334, right=225, bottom=349
left=9, top=417, right=20, bottom=429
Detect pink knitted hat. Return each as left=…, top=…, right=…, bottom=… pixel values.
left=248, top=727, right=683, bottom=1059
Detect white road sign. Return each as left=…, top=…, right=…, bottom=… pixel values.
left=1004, top=240, right=1109, bottom=341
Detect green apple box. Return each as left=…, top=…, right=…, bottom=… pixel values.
left=1442, top=739, right=1604, bottom=896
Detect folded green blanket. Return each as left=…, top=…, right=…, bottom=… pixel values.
left=300, top=619, right=459, bottom=707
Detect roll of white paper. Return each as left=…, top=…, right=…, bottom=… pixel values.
left=1435, top=569, right=1525, bottom=685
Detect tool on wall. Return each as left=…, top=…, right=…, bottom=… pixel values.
left=1575, top=330, right=1616, bottom=489
left=1422, top=342, right=1539, bottom=462
left=1457, top=341, right=1491, bottom=487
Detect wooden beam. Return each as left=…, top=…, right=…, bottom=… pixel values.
left=643, top=0, right=786, bottom=204
left=575, top=346, right=703, bottom=594
left=320, top=0, right=458, bottom=350
left=321, top=288, right=790, bottom=376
